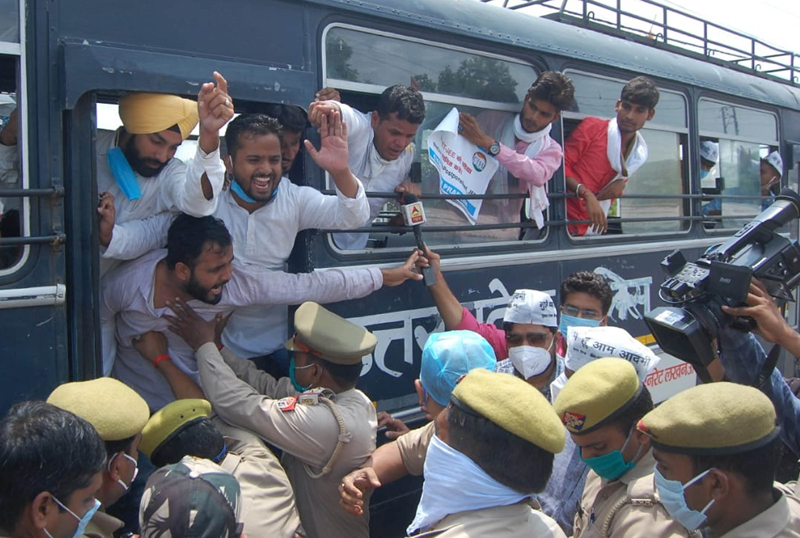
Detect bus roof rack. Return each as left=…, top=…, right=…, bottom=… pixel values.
left=480, top=0, right=799, bottom=86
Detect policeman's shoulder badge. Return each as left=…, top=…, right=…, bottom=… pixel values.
left=277, top=396, right=298, bottom=413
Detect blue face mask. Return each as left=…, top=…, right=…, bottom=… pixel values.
left=107, top=147, right=142, bottom=200
left=580, top=427, right=641, bottom=481
left=558, top=313, right=602, bottom=336
left=229, top=175, right=278, bottom=204
left=46, top=497, right=101, bottom=538
left=289, top=356, right=314, bottom=393
left=654, top=467, right=715, bottom=531
left=700, top=169, right=709, bottom=180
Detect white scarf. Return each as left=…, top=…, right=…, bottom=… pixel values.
left=498, top=116, right=552, bottom=228
left=407, top=434, right=529, bottom=535
left=586, top=118, right=648, bottom=234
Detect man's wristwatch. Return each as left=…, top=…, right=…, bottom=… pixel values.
left=488, top=140, right=501, bottom=156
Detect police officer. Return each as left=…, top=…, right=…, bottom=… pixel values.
left=639, top=382, right=800, bottom=537
left=139, top=399, right=303, bottom=537
left=47, top=378, right=150, bottom=538
left=554, top=358, right=691, bottom=537
left=165, top=299, right=378, bottom=538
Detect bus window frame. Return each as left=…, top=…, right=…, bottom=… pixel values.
left=0, top=0, right=32, bottom=278
left=561, top=68, right=691, bottom=243
left=320, top=22, right=550, bottom=256
left=697, top=96, right=780, bottom=234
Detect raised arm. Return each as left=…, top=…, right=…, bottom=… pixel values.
left=101, top=210, right=173, bottom=261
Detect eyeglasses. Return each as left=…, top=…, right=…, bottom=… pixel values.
left=505, top=332, right=551, bottom=347
left=561, top=305, right=603, bottom=320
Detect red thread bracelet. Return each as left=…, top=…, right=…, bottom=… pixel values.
left=217, top=343, right=224, bottom=351
left=153, top=354, right=170, bottom=368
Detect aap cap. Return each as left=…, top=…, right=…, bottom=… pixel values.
left=762, top=151, right=783, bottom=178
left=503, top=289, right=558, bottom=327
left=451, top=369, right=565, bottom=454
left=140, top=399, right=212, bottom=459
left=140, top=456, right=242, bottom=538
left=47, top=378, right=150, bottom=442
left=699, top=141, right=718, bottom=163
left=554, top=358, right=641, bottom=434
left=638, top=382, right=779, bottom=455
left=119, top=93, right=199, bottom=140
left=565, top=326, right=659, bottom=379
left=420, top=331, right=497, bottom=406
left=285, top=302, right=377, bottom=365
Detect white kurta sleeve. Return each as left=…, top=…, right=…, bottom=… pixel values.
left=161, top=144, right=226, bottom=216
left=102, top=211, right=173, bottom=261
left=296, top=179, right=370, bottom=231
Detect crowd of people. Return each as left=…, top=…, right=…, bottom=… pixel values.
left=0, top=69, right=798, bottom=537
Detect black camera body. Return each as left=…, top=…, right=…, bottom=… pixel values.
left=645, top=189, right=800, bottom=371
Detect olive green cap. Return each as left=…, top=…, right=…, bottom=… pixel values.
left=140, top=399, right=212, bottom=459
left=638, top=382, right=779, bottom=455
left=284, top=302, right=377, bottom=365
left=554, top=358, right=641, bottom=434
left=47, top=377, right=150, bottom=442
left=451, top=369, right=565, bottom=454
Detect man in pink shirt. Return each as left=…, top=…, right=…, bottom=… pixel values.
left=458, top=71, right=575, bottom=238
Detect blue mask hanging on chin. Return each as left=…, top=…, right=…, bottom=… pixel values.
left=107, top=147, right=142, bottom=200
left=289, top=356, right=313, bottom=393
left=230, top=176, right=278, bottom=204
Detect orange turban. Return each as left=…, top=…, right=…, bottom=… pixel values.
left=118, top=93, right=199, bottom=140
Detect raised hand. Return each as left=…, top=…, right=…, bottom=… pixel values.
left=197, top=72, right=234, bottom=152
left=97, top=192, right=116, bottom=247
left=304, top=110, right=349, bottom=176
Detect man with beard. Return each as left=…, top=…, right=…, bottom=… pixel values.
left=457, top=71, right=575, bottom=238
left=100, top=213, right=424, bottom=410
left=565, top=76, right=659, bottom=235
left=213, top=112, right=369, bottom=375
left=95, top=72, right=233, bottom=275
left=263, top=103, right=307, bottom=175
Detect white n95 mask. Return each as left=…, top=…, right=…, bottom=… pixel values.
left=508, top=340, right=553, bottom=379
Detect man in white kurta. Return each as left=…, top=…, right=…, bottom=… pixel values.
left=309, top=85, right=426, bottom=250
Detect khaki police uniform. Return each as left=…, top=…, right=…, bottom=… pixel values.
left=196, top=302, right=378, bottom=538
left=397, top=421, right=435, bottom=476
left=574, top=449, right=693, bottom=538
left=554, top=359, right=691, bottom=538
left=84, top=511, right=124, bottom=538
left=410, top=502, right=565, bottom=538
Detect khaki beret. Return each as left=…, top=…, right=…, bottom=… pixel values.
left=140, top=399, right=212, bottom=459
left=638, top=382, right=779, bottom=455
left=284, top=302, right=377, bottom=365
left=451, top=369, right=565, bottom=454
left=554, top=358, right=641, bottom=434
left=47, top=378, right=150, bottom=442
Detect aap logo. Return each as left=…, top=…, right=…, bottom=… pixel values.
left=472, top=151, right=487, bottom=172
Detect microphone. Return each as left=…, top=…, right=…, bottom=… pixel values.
left=401, top=194, right=436, bottom=286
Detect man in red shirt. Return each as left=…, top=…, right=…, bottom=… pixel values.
left=565, top=76, right=659, bottom=236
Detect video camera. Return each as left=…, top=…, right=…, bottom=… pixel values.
left=645, top=189, right=800, bottom=373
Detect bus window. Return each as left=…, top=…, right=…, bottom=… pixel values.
left=562, top=71, right=689, bottom=237
left=323, top=25, right=540, bottom=250
left=699, top=99, right=779, bottom=230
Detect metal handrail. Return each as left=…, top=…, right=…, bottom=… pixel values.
left=321, top=190, right=776, bottom=202
left=481, top=0, right=799, bottom=85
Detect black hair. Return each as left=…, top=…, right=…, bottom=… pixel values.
left=224, top=113, right=283, bottom=158
left=165, top=214, right=232, bottom=270
left=312, top=356, right=363, bottom=388
left=0, top=401, right=107, bottom=531
left=105, top=435, right=137, bottom=460
left=526, top=71, right=575, bottom=112
left=560, top=271, right=614, bottom=316
left=597, top=385, right=654, bottom=436
left=446, top=403, right=553, bottom=494
left=691, top=435, right=781, bottom=497
left=375, top=85, right=426, bottom=124
left=262, top=104, right=308, bottom=134
left=151, top=418, right=226, bottom=468
left=620, top=76, right=660, bottom=109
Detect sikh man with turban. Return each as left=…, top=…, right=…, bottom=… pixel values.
left=96, top=72, right=234, bottom=275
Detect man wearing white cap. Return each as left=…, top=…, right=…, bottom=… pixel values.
left=761, top=150, right=783, bottom=210
left=699, top=141, right=721, bottom=217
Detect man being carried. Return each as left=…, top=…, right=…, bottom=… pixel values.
left=101, top=213, right=422, bottom=409
left=565, top=76, right=659, bottom=235
left=165, top=300, right=381, bottom=538
left=309, top=84, right=425, bottom=250
left=96, top=73, right=234, bottom=274
left=457, top=71, right=575, bottom=236
left=214, top=112, right=369, bottom=372
left=554, top=358, right=691, bottom=537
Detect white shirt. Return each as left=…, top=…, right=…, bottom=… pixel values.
left=100, top=248, right=383, bottom=410
left=0, top=142, right=20, bottom=215
left=331, top=103, right=415, bottom=250
left=97, top=129, right=226, bottom=275
left=217, top=177, right=369, bottom=358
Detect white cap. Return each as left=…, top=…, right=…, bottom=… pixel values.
left=503, top=289, right=558, bottom=327
left=700, top=141, right=718, bottom=163
left=763, top=151, right=783, bottom=178
left=564, top=326, right=659, bottom=380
